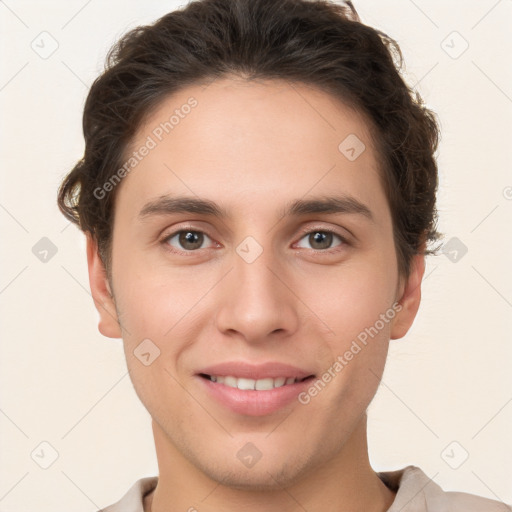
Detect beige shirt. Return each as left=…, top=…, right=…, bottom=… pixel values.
left=100, top=465, right=511, bottom=511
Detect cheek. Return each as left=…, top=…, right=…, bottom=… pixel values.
left=303, top=257, right=398, bottom=341
left=306, top=270, right=396, bottom=407
left=113, top=256, right=209, bottom=340
left=112, top=269, right=198, bottom=408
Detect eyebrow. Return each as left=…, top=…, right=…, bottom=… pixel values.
left=138, top=194, right=374, bottom=223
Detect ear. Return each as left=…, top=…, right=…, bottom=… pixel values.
left=390, top=250, right=426, bottom=340
left=86, top=233, right=122, bottom=339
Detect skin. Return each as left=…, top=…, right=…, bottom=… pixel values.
left=87, top=77, right=425, bottom=512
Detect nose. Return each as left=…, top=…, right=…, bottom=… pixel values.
left=215, top=248, right=300, bottom=345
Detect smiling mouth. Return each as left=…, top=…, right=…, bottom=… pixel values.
left=199, top=373, right=315, bottom=391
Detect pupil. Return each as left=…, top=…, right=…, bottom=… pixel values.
left=180, top=231, right=203, bottom=250
left=311, top=231, right=332, bottom=249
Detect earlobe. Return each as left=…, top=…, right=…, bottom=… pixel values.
left=86, top=233, right=122, bottom=339
left=390, top=251, right=426, bottom=340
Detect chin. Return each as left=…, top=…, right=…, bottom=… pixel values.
left=200, top=455, right=310, bottom=491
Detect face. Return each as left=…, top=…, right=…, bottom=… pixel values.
left=88, top=77, right=424, bottom=489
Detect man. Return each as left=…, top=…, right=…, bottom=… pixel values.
left=57, top=0, right=511, bottom=510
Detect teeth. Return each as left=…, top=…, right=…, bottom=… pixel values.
left=255, top=378, right=275, bottom=390
left=274, top=377, right=286, bottom=388
left=209, top=375, right=302, bottom=390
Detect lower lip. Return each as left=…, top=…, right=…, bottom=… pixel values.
left=197, top=376, right=315, bottom=416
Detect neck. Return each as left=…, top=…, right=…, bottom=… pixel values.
left=145, top=414, right=395, bottom=512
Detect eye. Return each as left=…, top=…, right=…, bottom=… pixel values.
left=295, top=229, right=347, bottom=251
left=163, top=229, right=214, bottom=252
left=161, top=226, right=348, bottom=255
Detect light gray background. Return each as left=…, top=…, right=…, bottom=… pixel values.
left=1, top=1, right=511, bottom=510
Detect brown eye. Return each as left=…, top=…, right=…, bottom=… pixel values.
left=309, top=231, right=333, bottom=250
left=165, top=230, right=209, bottom=251
left=296, top=230, right=346, bottom=251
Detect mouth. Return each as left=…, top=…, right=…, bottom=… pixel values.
left=195, top=362, right=317, bottom=416
left=195, top=361, right=317, bottom=415
left=198, top=373, right=314, bottom=391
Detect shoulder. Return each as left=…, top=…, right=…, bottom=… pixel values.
left=378, top=465, right=511, bottom=512
left=441, top=489, right=512, bottom=511
left=99, top=476, right=158, bottom=512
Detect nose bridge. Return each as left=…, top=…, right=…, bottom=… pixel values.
left=233, top=241, right=283, bottom=313
left=215, top=239, right=298, bottom=341
left=235, top=246, right=278, bottom=298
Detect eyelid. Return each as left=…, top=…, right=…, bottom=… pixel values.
left=294, top=225, right=351, bottom=250
left=160, top=224, right=219, bottom=254
left=295, top=223, right=350, bottom=239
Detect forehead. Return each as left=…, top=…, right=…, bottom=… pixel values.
left=115, top=77, right=389, bottom=224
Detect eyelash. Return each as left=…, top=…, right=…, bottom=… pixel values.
left=160, top=225, right=350, bottom=256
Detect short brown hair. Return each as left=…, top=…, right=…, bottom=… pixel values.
left=57, top=0, right=442, bottom=279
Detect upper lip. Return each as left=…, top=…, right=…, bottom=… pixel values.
left=197, top=361, right=315, bottom=380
